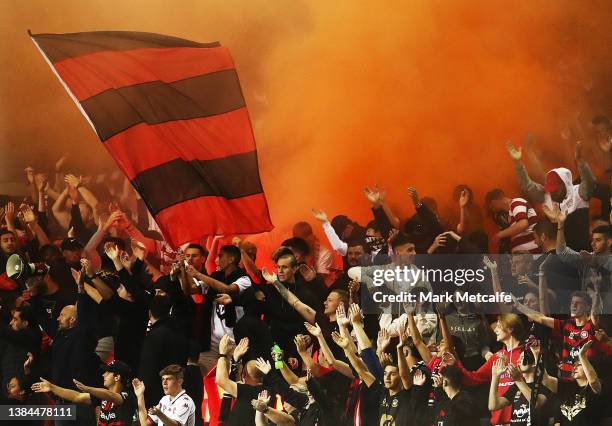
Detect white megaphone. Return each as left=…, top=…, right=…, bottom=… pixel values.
left=5, top=254, right=48, bottom=279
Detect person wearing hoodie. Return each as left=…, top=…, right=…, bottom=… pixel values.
left=507, top=141, right=596, bottom=251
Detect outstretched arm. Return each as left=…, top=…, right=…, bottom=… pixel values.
left=31, top=378, right=91, bottom=405
left=263, top=269, right=316, bottom=324
left=332, top=331, right=376, bottom=387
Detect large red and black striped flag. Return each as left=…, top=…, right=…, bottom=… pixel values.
left=29, top=30, right=273, bottom=247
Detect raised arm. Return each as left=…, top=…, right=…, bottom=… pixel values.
left=311, top=209, right=348, bottom=256
left=406, top=310, right=432, bottom=363
left=262, top=269, right=316, bottom=324
left=73, top=379, right=124, bottom=406
left=508, top=142, right=545, bottom=203
left=304, top=322, right=353, bottom=378
left=513, top=297, right=555, bottom=329
left=331, top=331, right=376, bottom=387
left=51, top=187, right=71, bottom=230
left=31, top=378, right=91, bottom=405
left=483, top=256, right=512, bottom=314
left=575, top=142, right=596, bottom=202
left=205, top=235, right=223, bottom=275
left=22, top=205, right=50, bottom=246
left=396, top=317, right=412, bottom=390
left=132, top=379, right=152, bottom=426
left=216, top=335, right=238, bottom=397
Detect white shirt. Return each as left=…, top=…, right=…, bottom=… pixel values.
left=202, top=275, right=252, bottom=348
left=148, top=390, right=195, bottom=426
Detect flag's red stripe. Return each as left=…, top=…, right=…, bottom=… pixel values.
left=53, top=46, right=235, bottom=101
left=155, top=194, right=274, bottom=247
left=103, top=107, right=255, bottom=179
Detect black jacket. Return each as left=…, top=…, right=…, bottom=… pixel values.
left=138, top=316, right=188, bottom=407
left=41, top=293, right=102, bottom=391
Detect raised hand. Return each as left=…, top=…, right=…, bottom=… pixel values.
left=261, top=267, right=278, bottom=283
left=73, top=379, right=89, bottom=392
left=31, top=378, right=52, bottom=393
left=104, top=243, right=120, bottom=261
left=233, top=337, right=250, bottom=362
left=578, top=340, right=594, bottom=358
left=24, top=167, right=35, bottom=184
left=34, top=173, right=48, bottom=193
left=432, top=373, right=443, bottom=388
left=254, top=357, right=272, bottom=375
left=348, top=303, right=363, bottom=325
left=542, top=204, right=566, bottom=224
left=80, top=258, right=94, bottom=277
left=506, top=142, right=522, bottom=161
left=492, top=358, right=507, bottom=378
left=131, top=239, right=146, bottom=260
left=304, top=322, right=322, bottom=338
left=294, top=334, right=310, bottom=353
left=440, top=351, right=456, bottom=367
left=251, top=390, right=270, bottom=413
left=506, top=363, right=522, bottom=382
left=413, top=369, right=427, bottom=386
left=363, top=186, right=382, bottom=206
left=335, top=304, right=350, bottom=327
left=331, top=331, right=349, bottom=349
left=132, top=378, right=145, bottom=398
left=103, top=211, right=123, bottom=231
left=406, top=187, right=419, bottom=206
left=23, top=352, right=34, bottom=371
left=459, top=189, right=470, bottom=207
left=311, top=209, right=329, bottom=224
left=298, top=263, right=317, bottom=282
left=20, top=204, right=37, bottom=224
left=64, top=174, right=82, bottom=189
left=482, top=255, right=497, bottom=270
left=5, top=202, right=15, bottom=224
left=377, top=329, right=391, bottom=351
left=219, top=334, right=232, bottom=356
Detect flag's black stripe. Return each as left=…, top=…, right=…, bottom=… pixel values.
left=80, top=69, right=245, bottom=141
left=31, top=31, right=220, bottom=63
left=131, top=151, right=264, bottom=215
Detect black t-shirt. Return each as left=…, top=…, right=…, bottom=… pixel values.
left=504, top=382, right=552, bottom=426
left=226, top=383, right=263, bottom=426
left=91, top=390, right=136, bottom=426
left=433, top=389, right=479, bottom=426
left=364, top=381, right=412, bottom=426
left=555, top=380, right=604, bottom=426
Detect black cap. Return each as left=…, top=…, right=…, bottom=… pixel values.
left=102, top=360, right=132, bottom=384
left=60, top=238, right=84, bottom=252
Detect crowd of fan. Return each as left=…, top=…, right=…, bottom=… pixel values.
left=0, top=116, right=611, bottom=426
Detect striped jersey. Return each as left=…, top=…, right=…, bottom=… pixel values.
left=509, top=198, right=539, bottom=253
left=553, top=318, right=596, bottom=380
